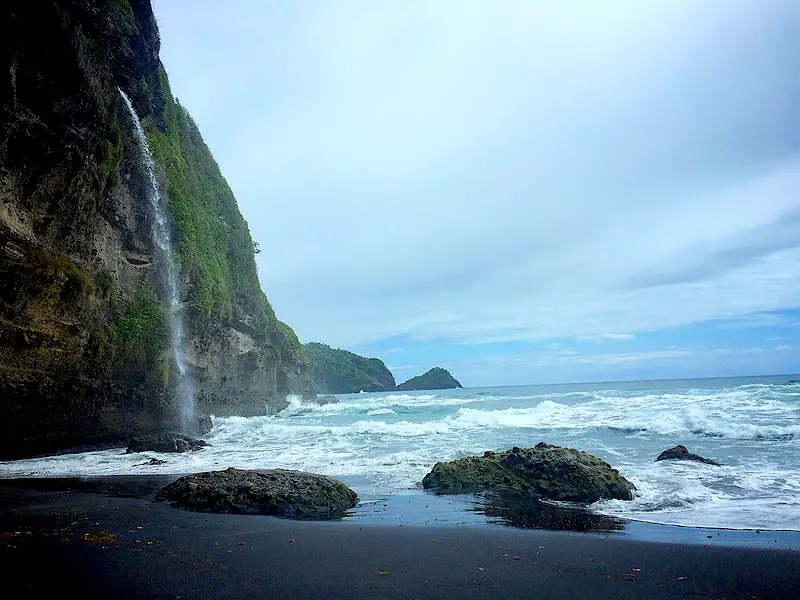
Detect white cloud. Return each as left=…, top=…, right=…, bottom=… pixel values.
left=152, top=0, right=800, bottom=356
left=578, top=334, right=636, bottom=343
left=548, top=349, right=695, bottom=366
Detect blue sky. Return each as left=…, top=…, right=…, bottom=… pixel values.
left=152, top=1, right=800, bottom=386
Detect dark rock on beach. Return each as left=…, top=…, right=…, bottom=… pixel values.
left=126, top=434, right=208, bottom=454
left=656, top=445, right=721, bottom=466
left=423, top=443, right=635, bottom=503
left=155, top=467, right=359, bottom=519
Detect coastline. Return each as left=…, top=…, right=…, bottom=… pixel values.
left=2, top=476, right=798, bottom=598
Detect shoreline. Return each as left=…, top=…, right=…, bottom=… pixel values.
left=1, top=476, right=799, bottom=598
left=3, top=474, right=800, bottom=549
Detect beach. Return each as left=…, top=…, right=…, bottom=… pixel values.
left=2, top=477, right=798, bottom=599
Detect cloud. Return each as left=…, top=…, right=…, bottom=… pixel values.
left=715, top=312, right=800, bottom=330
left=578, top=334, right=636, bottom=343
left=152, top=1, right=800, bottom=379
left=538, top=349, right=696, bottom=367
left=386, top=365, right=422, bottom=373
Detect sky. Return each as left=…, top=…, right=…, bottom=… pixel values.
left=151, top=0, right=800, bottom=386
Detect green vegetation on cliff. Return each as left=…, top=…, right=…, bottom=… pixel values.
left=305, top=342, right=396, bottom=394
left=139, top=65, right=308, bottom=377
left=143, top=68, right=270, bottom=322
left=0, top=0, right=314, bottom=458
left=396, top=367, right=462, bottom=391
left=111, top=289, right=168, bottom=370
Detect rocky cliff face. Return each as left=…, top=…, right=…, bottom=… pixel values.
left=0, top=0, right=314, bottom=458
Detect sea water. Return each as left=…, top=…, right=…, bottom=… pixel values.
left=1, top=375, right=798, bottom=531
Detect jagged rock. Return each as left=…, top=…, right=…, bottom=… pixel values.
left=126, top=434, right=208, bottom=454
left=155, top=467, right=358, bottom=519
left=133, top=458, right=167, bottom=467
left=655, top=445, right=721, bottom=466
left=423, top=443, right=635, bottom=503
left=197, top=414, right=213, bottom=435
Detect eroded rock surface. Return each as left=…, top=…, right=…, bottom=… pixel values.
left=155, top=468, right=358, bottom=519
left=423, top=443, right=635, bottom=503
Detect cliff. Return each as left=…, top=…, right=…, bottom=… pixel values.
left=395, top=368, right=462, bottom=391
left=0, top=0, right=314, bottom=459
left=304, top=342, right=396, bottom=394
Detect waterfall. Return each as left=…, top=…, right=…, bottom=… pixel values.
left=119, top=89, right=196, bottom=435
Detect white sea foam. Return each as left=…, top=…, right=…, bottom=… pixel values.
left=1, top=378, right=798, bottom=529
left=450, top=393, right=800, bottom=440
left=591, top=459, right=800, bottom=530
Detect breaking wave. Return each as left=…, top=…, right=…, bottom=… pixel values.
left=1, top=376, right=798, bottom=530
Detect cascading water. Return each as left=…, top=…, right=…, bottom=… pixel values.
left=119, top=89, right=196, bottom=434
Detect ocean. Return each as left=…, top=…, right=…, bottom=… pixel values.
left=2, top=375, right=799, bottom=532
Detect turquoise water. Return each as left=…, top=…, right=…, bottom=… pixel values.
left=2, top=375, right=798, bottom=530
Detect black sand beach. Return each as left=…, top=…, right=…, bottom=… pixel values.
left=1, top=478, right=798, bottom=599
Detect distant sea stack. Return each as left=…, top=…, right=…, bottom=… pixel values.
left=304, top=342, right=396, bottom=394
left=396, top=367, right=462, bottom=391
left=0, top=0, right=314, bottom=459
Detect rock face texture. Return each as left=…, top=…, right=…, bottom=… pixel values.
left=655, top=445, right=721, bottom=466
left=155, top=468, right=359, bottom=519
left=305, top=342, right=396, bottom=394
left=423, top=443, right=636, bottom=503
left=396, top=367, right=462, bottom=391
left=0, top=0, right=314, bottom=458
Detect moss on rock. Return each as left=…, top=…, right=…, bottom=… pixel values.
left=423, top=443, right=636, bottom=503
left=156, top=467, right=359, bottom=519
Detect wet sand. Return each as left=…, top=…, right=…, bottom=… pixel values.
left=1, top=477, right=798, bottom=599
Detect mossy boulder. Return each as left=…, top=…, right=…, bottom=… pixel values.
left=155, top=468, right=359, bottom=519
left=423, top=442, right=635, bottom=503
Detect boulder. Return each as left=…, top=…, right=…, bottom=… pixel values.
left=423, top=443, right=635, bottom=503
left=198, top=415, right=213, bottom=435
left=126, top=434, right=208, bottom=454
left=315, top=395, right=339, bottom=405
left=655, top=445, right=721, bottom=466
left=133, top=458, right=167, bottom=467
left=154, top=468, right=359, bottom=519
